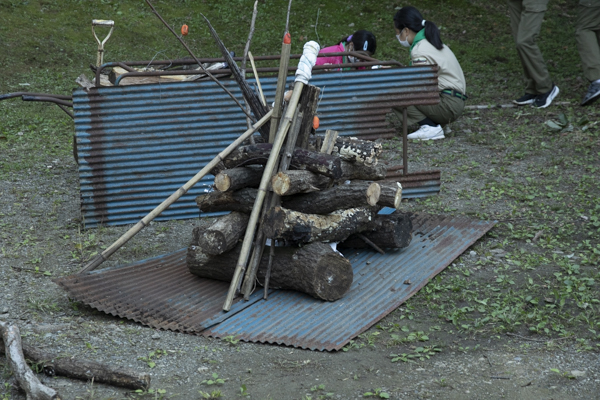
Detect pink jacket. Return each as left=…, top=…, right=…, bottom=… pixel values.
left=315, top=43, right=346, bottom=66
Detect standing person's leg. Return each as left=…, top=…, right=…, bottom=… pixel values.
left=508, top=0, right=535, bottom=104
left=576, top=3, right=600, bottom=105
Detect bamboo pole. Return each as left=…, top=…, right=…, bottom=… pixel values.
left=248, top=51, right=266, bottom=107
left=269, top=33, right=292, bottom=143
left=223, top=83, right=305, bottom=311
left=240, top=108, right=302, bottom=298
left=79, top=110, right=273, bottom=274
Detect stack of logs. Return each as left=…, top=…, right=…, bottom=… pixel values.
left=186, top=85, right=413, bottom=302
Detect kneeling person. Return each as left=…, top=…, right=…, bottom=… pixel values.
left=393, top=6, right=467, bottom=140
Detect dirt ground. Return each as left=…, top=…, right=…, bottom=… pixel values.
left=1, top=95, right=600, bottom=399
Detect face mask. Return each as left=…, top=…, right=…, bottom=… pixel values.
left=396, top=30, right=410, bottom=48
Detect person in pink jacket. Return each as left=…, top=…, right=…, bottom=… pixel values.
left=316, top=30, right=377, bottom=68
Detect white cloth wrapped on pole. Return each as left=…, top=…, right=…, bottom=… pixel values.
left=295, top=41, right=320, bottom=84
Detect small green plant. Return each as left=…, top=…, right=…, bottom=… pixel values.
left=239, top=384, right=249, bottom=397
left=201, top=373, right=225, bottom=386
left=342, top=340, right=365, bottom=352
left=223, top=335, right=240, bottom=346
left=363, top=388, right=390, bottom=398
left=199, top=390, right=223, bottom=399
left=138, top=349, right=167, bottom=368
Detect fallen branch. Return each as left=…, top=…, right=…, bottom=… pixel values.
left=0, top=325, right=151, bottom=391
left=0, top=321, right=61, bottom=400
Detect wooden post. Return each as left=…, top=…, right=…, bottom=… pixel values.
left=320, top=129, right=339, bottom=154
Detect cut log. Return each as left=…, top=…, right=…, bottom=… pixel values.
left=188, top=241, right=353, bottom=301
left=281, top=182, right=381, bottom=214
left=0, top=321, right=61, bottom=400
left=214, top=166, right=263, bottom=192
left=310, top=136, right=383, bottom=165
left=193, top=212, right=249, bottom=255
left=340, top=160, right=387, bottom=180
left=271, top=170, right=333, bottom=196
left=196, top=187, right=257, bottom=214
left=377, top=182, right=403, bottom=209
left=339, top=212, right=413, bottom=250
left=222, top=143, right=342, bottom=179
left=262, top=206, right=375, bottom=244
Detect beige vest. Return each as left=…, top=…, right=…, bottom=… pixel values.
left=411, top=40, right=467, bottom=94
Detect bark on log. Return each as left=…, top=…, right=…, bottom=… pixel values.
left=196, top=188, right=257, bottom=214
left=214, top=166, right=263, bottom=192
left=193, top=212, right=249, bottom=255
left=222, top=143, right=342, bottom=179
left=0, top=338, right=150, bottom=391
left=0, top=321, right=61, bottom=400
left=271, top=170, right=333, bottom=196
left=338, top=212, right=413, bottom=250
left=340, top=160, right=387, bottom=180
left=188, top=241, right=353, bottom=301
left=262, top=206, right=375, bottom=244
left=310, top=136, right=383, bottom=165
left=281, top=182, right=381, bottom=215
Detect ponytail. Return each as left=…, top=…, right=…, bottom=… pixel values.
left=394, top=6, right=444, bottom=50
left=423, top=20, right=443, bottom=50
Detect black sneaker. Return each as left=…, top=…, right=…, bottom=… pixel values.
left=513, top=93, right=537, bottom=105
left=581, top=81, right=600, bottom=106
left=533, top=85, right=559, bottom=108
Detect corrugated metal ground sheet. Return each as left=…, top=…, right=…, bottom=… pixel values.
left=73, top=66, right=438, bottom=227
left=54, top=249, right=264, bottom=334
left=55, top=213, right=495, bottom=350
left=204, top=214, right=495, bottom=350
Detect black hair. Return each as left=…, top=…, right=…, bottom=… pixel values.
left=393, top=6, right=443, bottom=50
left=344, top=30, right=377, bottom=55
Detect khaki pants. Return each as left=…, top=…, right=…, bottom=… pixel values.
left=576, top=4, right=600, bottom=82
left=507, top=0, right=553, bottom=94
left=393, top=93, right=465, bottom=130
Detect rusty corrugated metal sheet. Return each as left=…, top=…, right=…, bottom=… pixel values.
left=54, top=249, right=263, bottom=333
left=74, top=66, right=438, bottom=227
left=385, top=168, right=441, bottom=198
left=204, top=213, right=495, bottom=351
left=55, top=213, right=494, bottom=349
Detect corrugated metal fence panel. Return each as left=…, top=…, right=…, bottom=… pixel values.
left=54, top=248, right=264, bottom=333
left=204, top=214, right=496, bottom=351
left=74, top=66, right=438, bottom=227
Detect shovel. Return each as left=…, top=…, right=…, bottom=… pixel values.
left=92, top=19, right=114, bottom=66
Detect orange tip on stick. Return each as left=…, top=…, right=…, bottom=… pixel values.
left=313, top=115, right=320, bottom=130
left=181, top=24, right=189, bottom=36
left=283, top=32, right=291, bottom=44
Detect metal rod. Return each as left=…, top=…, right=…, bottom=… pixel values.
left=0, top=92, right=72, bottom=102
left=403, top=107, right=408, bottom=176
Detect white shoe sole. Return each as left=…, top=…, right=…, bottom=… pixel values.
left=534, top=86, right=559, bottom=109
left=408, top=133, right=445, bottom=141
